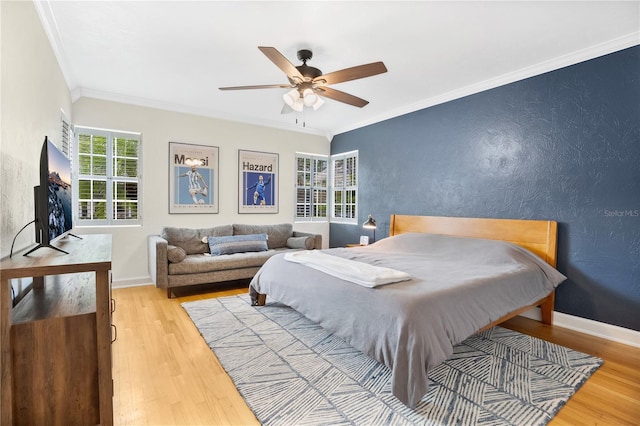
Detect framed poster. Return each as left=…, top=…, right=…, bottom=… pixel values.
left=169, top=142, right=219, bottom=214
left=238, top=150, right=278, bottom=214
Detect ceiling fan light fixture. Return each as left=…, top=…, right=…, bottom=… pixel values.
left=302, top=88, right=317, bottom=106
left=292, top=97, right=304, bottom=112
left=283, top=88, right=299, bottom=107
left=283, top=87, right=321, bottom=112
left=312, top=96, right=325, bottom=110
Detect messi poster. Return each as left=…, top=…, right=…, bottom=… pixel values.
left=169, top=142, right=219, bottom=213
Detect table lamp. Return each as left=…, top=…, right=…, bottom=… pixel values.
left=362, top=214, right=377, bottom=243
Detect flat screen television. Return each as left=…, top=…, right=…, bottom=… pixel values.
left=24, top=136, right=75, bottom=255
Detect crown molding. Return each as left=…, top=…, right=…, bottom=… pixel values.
left=333, top=32, right=640, bottom=136
left=71, top=87, right=333, bottom=140
left=33, top=0, right=75, bottom=90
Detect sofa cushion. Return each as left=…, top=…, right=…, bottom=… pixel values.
left=286, top=236, right=315, bottom=250
left=198, top=225, right=234, bottom=243
left=233, top=223, right=293, bottom=249
left=162, top=225, right=232, bottom=254
left=167, top=245, right=187, bottom=263
left=167, top=249, right=287, bottom=275
left=208, top=234, right=268, bottom=256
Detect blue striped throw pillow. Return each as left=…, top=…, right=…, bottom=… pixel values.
left=208, top=234, right=268, bottom=256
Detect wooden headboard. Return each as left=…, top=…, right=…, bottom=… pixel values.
left=389, top=214, right=558, bottom=268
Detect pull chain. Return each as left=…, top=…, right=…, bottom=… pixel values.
left=294, top=110, right=307, bottom=127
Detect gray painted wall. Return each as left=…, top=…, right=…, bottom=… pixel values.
left=330, top=46, right=639, bottom=332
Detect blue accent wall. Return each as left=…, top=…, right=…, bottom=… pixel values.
left=330, top=46, right=640, bottom=332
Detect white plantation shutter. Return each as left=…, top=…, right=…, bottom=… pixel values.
left=331, top=151, right=358, bottom=224
left=60, top=112, right=73, bottom=159
left=295, top=153, right=328, bottom=221
left=75, top=127, right=142, bottom=225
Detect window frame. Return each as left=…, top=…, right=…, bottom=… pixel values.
left=294, top=152, right=329, bottom=222
left=330, top=150, right=358, bottom=225
left=74, top=126, right=142, bottom=227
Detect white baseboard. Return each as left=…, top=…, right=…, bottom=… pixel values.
left=112, top=276, right=153, bottom=289
left=520, top=308, right=640, bottom=349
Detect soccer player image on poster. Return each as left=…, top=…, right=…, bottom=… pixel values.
left=169, top=142, right=219, bottom=213
left=238, top=150, right=278, bottom=214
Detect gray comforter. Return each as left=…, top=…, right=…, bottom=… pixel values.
left=249, top=233, right=566, bottom=408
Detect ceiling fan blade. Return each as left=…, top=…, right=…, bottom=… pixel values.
left=315, top=87, right=369, bottom=108
left=313, top=61, right=387, bottom=85
left=258, top=46, right=304, bottom=81
left=219, top=84, right=292, bottom=91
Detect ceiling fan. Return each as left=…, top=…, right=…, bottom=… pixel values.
left=219, top=46, right=387, bottom=112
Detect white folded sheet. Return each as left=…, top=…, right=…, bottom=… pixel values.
left=284, top=250, right=411, bottom=288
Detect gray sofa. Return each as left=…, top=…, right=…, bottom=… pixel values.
left=148, top=223, right=322, bottom=297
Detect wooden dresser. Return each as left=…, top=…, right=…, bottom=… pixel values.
left=1, top=234, right=113, bottom=425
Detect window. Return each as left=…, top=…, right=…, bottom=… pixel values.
left=331, top=150, right=358, bottom=224
left=60, top=111, right=73, bottom=158
left=295, top=153, right=328, bottom=221
left=75, top=127, right=142, bottom=226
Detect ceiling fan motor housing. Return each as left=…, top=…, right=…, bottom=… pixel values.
left=297, top=49, right=313, bottom=62
left=291, top=50, right=322, bottom=82
left=295, top=64, right=322, bottom=80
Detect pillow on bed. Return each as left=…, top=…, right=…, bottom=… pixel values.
left=208, top=234, right=268, bottom=256
left=167, top=245, right=187, bottom=263
left=286, top=236, right=315, bottom=250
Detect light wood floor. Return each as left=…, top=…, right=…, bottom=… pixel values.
left=112, top=284, right=640, bottom=425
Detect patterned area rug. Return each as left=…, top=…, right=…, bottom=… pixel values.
left=182, top=295, right=602, bottom=426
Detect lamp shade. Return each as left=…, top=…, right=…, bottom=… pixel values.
left=292, top=97, right=304, bottom=112
left=302, top=88, right=317, bottom=106
left=312, top=96, right=325, bottom=110
left=362, top=214, right=377, bottom=229
left=283, top=87, right=324, bottom=112
left=283, top=88, right=300, bottom=107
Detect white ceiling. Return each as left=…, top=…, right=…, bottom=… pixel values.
left=36, top=1, right=639, bottom=139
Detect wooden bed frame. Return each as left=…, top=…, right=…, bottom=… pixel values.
left=389, top=214, right=558, bottom=329
left=256, top=214, right=559, bottom=329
